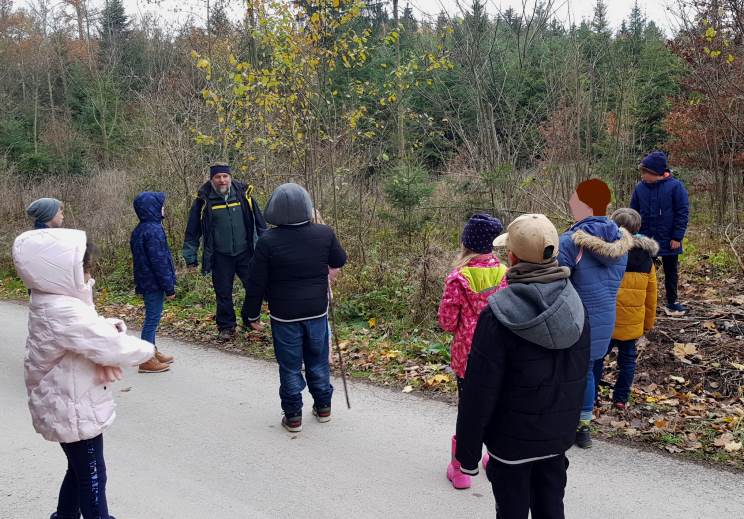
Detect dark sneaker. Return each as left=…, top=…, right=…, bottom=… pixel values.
left=282, top=412, right=302, bottom=433
left=218, top=328, right=235, bottom=341
left=664, top=303, right=688, bottom=317
left=576, top=425, right=592, bottom=449
left=312, top=405, right=331, bottom=423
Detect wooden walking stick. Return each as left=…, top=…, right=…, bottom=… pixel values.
left=328, top=287, right=351, bottom=409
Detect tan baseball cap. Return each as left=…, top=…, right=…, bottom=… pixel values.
left=492, top=213, right=559, bottom=264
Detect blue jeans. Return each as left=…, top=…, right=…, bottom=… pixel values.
left=57, top=434, right=110, bottom=519
left=580, top=359, right=604, bottom=421
left=607, top=339, right=637, bottom=403
left=271, top=316, right=333, bottom=415
left=141, top=291, right=165, bottom=345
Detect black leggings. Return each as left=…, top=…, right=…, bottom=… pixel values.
left=57, top=434, right=110, bottom=519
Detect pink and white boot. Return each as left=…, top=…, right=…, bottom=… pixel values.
left=446, top=436, right=472, bottom=490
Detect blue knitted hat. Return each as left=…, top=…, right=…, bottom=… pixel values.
left=210, top=164, right=231, bottom=178
left=640, top=151, right=669, bottom=176
left=461, top=213, right=503, bottom=254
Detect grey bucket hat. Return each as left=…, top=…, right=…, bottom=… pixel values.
left=264, top=183, right=314, bottom=226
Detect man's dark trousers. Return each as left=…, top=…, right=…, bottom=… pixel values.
left=212, top=250, right=252, bottom=331
left=487, top=454, right=568, bottom=519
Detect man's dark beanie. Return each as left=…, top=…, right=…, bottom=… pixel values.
left=640, top=151, right=669, bottom=176
left=26, top=198, right=61, bottom=225
left=461, top=213, right=503, bottom=254
left=210, top=164, right=231, bottom=178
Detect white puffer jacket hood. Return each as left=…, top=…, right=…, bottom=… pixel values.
left=12, top=229, right=154, bottom=443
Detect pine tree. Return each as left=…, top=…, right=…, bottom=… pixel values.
left=435, top=10, right=448, bottom=36
left=402, top=3, right=417, bottom=32
left=99, top=0, right=129, bottom=60
left=590, top=0, right=610, bottom=35
left=209, top=0, right=232, bottom=37
left=628, top=0, right=646, bottom=38
left=465, top=0, right=488, bottom=37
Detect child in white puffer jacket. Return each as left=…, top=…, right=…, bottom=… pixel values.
left=12, top=228, right=154, bottom=519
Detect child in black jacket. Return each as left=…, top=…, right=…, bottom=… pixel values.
left=244, top=183, right=347, bottom=433
left=457, top=214, right=589, bottom=519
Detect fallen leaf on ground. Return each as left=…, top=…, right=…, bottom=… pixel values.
left=673, top=342, right=698, bottom=360
left=402, top=385, right=413, bottom=393
left=425, top=373, right=451, bottom=387
left=653, top=418, right=669, bottom=429
left=714, top=433, right=736, bottom=447
left=670, top=375, right=686, bottom=383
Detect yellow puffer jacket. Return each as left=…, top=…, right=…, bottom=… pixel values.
left=613, top=235, right=659, bottom=341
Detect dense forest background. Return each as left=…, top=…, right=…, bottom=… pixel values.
left=1, top=0, right=743, bottom=323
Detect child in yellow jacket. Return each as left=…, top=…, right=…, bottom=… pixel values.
left=605, top=208, right=659, bottom=409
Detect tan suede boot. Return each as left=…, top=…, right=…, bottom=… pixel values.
left=154, top=349, right=174, bottom=364
left=138, top=357, right=170, bottom=373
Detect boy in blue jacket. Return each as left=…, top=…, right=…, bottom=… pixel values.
left=631, top=151, right=690, bottom=316
left=131, top=192, right=177, bottom=373
left=559, top=179, right=633, bottom=449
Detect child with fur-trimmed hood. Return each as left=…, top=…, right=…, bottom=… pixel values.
left=559, top=179, right=633, bottom=449
left=603, top=208, right=659, bottom=410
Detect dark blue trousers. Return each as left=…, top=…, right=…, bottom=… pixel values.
left=56, top=434, right=110, bottom=519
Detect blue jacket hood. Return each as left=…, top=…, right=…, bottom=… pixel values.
left=134, top=192, right=165, bottom=223
left=568, top=217, right=630, bottom=266
left=569, top=216, right=620, bottom=242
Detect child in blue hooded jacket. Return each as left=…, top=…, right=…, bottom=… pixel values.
left=130, top=191, right=177, bottom=373
left=631, top=151, right=690, bottom=316
left=559, top=179, right=633, bottom=448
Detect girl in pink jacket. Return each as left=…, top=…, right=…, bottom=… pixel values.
left=437, top=213, right=507, bottom=490
left=12, top=228, right=154, bottom=519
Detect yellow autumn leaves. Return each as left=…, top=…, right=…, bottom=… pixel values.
left=702, top=23, right=736, bottom=64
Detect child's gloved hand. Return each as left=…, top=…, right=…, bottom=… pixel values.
left=96, top=365, right=123, bottom=384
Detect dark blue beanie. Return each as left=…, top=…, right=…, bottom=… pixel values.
left=640, top=151, right=669, bottom=175
left=210, top=164, right=231, bottom=178
left=461, top=213, right=503, bottom=254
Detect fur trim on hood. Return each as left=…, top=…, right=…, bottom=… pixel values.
left=572, top=227, right=633, bottom=258
left=633, top=234, right=659, bottom=256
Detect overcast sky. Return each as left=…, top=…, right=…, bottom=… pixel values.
left=122, top=0, right=680, bottom=35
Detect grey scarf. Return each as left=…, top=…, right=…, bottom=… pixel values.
left=506, top=259, right=571, bottom=285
